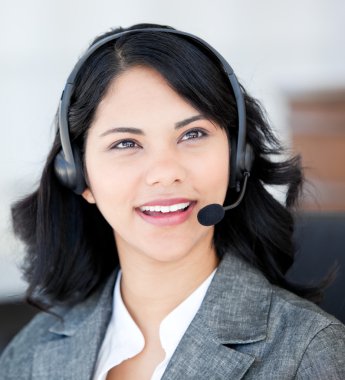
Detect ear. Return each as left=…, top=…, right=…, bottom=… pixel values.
left=82, top=187, right=96, bottom=204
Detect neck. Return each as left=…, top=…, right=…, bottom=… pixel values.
left=117, top=243, right=218, bottom=336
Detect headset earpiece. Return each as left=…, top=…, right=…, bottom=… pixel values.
left=244, top=144, right=254, bottom=173
left=54, top=146, right=86, bottom=195
left=230, top=137, right=253, bottom=191
left=235, top=143, right=253, bottom=191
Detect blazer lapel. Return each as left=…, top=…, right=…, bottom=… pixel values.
left=163, top=252, right=272, bottom=380
left=161, top=317, right=255, bottom=379
left=32, top=271, right=117, bottom=380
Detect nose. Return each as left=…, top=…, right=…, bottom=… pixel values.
left=145, top=150, right=187, bottom=187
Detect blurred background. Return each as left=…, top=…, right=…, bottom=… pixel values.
left=1, top=0, right=344, bottom=351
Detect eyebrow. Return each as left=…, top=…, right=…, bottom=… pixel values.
left=175, top=114, right=206, bottom=129
left=99, top=127, right=143, bottom=137
left=99, top=114, right=206, bottom=137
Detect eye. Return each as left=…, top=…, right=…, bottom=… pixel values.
left=180, top=128, right=207, bottom=142
left=110, top=139, right=141, bottom=150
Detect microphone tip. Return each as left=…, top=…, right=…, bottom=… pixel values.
left=197, top=204, right=225, bottom=226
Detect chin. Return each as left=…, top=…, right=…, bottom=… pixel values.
left=139, top=235, right=207, bottom=265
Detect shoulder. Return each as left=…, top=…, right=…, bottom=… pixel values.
left=296, top=322, right=345, bottom=378
left=0, top=309, right=60, bottom=378
left=268, top=285, right=345, bottom=378
left=271, top=283, right=341, bottom=327
left=0, top=274, right=116, bottom=379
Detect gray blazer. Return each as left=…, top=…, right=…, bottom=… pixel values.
left=1, top=251, right=345, bottom=379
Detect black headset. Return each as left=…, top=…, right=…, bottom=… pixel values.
left=54, top=28, right=253, bottom=195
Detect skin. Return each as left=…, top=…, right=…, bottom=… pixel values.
left=82, top=66, right=230, bottom=379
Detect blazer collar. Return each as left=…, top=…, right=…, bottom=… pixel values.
left=48, top=269, right=118, bottom=336
left=32, top=270, right=117, bottom=380
left=162, top=251, right=272, bottom=380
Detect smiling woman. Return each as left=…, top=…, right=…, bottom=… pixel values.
left=1, top=24, right=344, bottom=379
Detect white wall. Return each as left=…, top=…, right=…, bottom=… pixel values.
left=1, top=0, right=345, bottom=299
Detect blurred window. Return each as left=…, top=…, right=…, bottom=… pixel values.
left=289, top=90, right=345, bottom=211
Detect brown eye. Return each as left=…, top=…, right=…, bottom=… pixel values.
left=180, top=128, right=207, bottom=142
left=110, top=140, right=140, bottom=150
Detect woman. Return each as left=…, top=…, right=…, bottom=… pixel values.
left=1, top=23, right=344, bottom=379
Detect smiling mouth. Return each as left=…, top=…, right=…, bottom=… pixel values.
left=139, top=201, right=192, bottom=216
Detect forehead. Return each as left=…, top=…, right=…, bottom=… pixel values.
left=91, top=66, right=199, bottom=130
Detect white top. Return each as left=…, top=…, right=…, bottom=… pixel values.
left=93, top=268, right=216, bottom=380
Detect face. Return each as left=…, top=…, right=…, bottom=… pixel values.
left=82, top=66, right=229, bottom=264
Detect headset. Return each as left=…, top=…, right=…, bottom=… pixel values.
left=54, top=28, right=253, bottom=196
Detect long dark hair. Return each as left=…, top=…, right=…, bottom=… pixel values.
left=12, top=23, right=321, bottom=307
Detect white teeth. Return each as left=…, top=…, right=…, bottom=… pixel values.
left=140, top=202, right=191, bottom=213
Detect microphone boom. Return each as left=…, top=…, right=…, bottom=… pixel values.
left=197, top=172, right=249, bottom=226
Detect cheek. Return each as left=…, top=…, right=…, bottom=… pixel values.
left=195, top=140, right=229, bottom=195
left=85, top=157, right=141, bottom=220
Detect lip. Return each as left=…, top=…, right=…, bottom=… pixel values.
left=135, top=199, right=196, bottom=226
